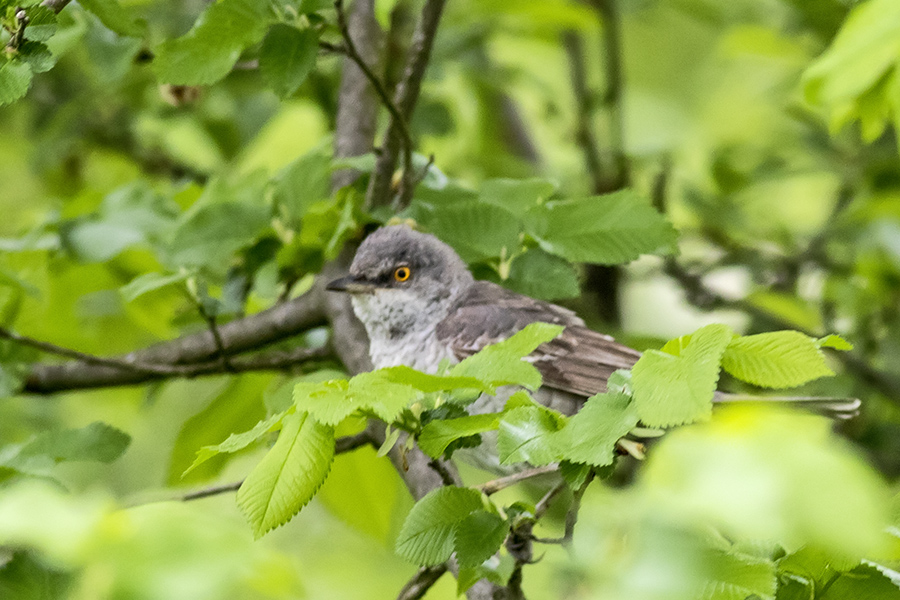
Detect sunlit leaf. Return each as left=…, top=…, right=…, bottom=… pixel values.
left=0, top=62, right=33, bottom=106
left=555, top=392, right=638, bottom=467
left=237, top=410, right=334, bottom=538
left=450, top=322, right=564, bottom=390
left=632, top=324, right=732, bottom=427
left=183, top=410, right=287, bottom=477
left=722, top=331, right=834, bottom=388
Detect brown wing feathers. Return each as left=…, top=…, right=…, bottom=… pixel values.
left=435, top=281, right=641, bottom=398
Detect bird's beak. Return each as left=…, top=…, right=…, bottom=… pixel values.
left=325, top=275, right=376, bottom=294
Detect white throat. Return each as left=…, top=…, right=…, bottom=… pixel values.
left=351, top=288, right=460, bottom=372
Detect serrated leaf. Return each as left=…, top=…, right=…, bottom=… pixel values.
left=529, top=190, right=678, bottom=264
left=418, top=413, right=501, bottom=459
left=152, top=0, right=273, bottom=85
left=818, top=334, right=854, bottom=351
left=183, top=410, right=287, bottom=477
left=721, top=331, right=834, bottom=389
left=259, top=24, right=318, bottom=98
left=454, top=510, right=509, bottom=569
left=23, top=6, right=57, bottom=42
left=632, top=324, right=733, bottom=427
left=820, top=563, right=900, bottom=600
left=504, top=248, right=580, bottom=301
left=417, top=200, right=523, bottom=263
left=555, top=392, right=638, bottom=467
left=15, top=422, right=130, bottom=464
left=120, top=271, right=189, bottom=302
left=237, top=410, right=334, bottom=538
left=0, top=61, right=32, bottom=106
left=79, top=0, right=144, bottom=37
left=293, top=371, right=422, bottom=426
left=450, top=322, right=564, bottom=390
left=19, top=41, right=55, bottom=74
left=559, top=460, right=591, bottom=488
left=395, top=486, right=483, bottom=565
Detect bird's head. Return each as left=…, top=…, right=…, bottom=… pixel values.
left=326, top=225, right=474, bottom=335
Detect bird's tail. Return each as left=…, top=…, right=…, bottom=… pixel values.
left=712, top=392, right=861, bottom=420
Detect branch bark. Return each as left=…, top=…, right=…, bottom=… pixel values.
left=23, top=289, right=327, bottom=393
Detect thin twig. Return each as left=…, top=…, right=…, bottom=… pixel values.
left=477, top=465, right=559, bottom=495
left=533, top=472, right=594, bottom=546
left=181, top=481, right=242, bottom=501
left=334, top=0, right=414, bottom=201
left=396, top=564, right=449, bottom=600
left=534, top=482, right=566, bottom=520
left=563, top=30, right=604, bottom=195
left=194, top=300, right=236, bottom=373
left=366, top=0, right=447, bottom=210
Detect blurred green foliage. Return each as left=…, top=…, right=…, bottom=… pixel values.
left=1, top=0, right=900, bottom=598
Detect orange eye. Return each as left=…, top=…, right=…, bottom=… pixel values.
left=393, top=266, right=411, bottom=282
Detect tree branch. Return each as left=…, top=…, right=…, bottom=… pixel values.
left=477, top=465, right=559, bottom=495
left=563, top=30, right=604, bottom=195
left=23, top=288, right=328, bottom=393
left=397, top=564, right=449, bottom=600
left=366, top=0, right=447, bottom=209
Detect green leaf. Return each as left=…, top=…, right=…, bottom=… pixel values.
left=23, top=6, right=58, bottom=42
left=152, top=0, right=274, bottom=85
left=259, top=24, right=318, bottom=98
left=15, top=422, right=130, bottom=464
left=293, top=371, right=422, bottom=426
left=273, top=150, right=331, bottom=222
left=555, top=392, right=639, bottom=467
left=378, top=366, right=494, bottom=394
left=529, top=190, right=678, bottom=264
left=0, top=61, right=32, bottom=106
left=479, top=178, right=556, bottom=214
left=66, top=220, right=145, bottom=262
left=821, top=564, right=900, bottom=600
left=120, top=271, right=189, bottom=302
left=457, top=554, right=515, bottom=595
left=418, top=413, right=501, bottom=459
left=818, top=334, right=854, bottom=351
left=167, top=196, right=270, bottom=271
left=19, top=41, right=55, bottom=74
left=395, top=486, right=484, bottom=565
left=417, top=200, right=523, bottom=263
left=497, top=406, right=563, bottom=466
left=78, top=0, right=144, bottom=37
left=236, top=410, right=334, bottom=538
left=803, top=0, right=900, bottom=112
left=183, top=410, right=287, bottom=477
left=504, top=248, right=580, bottom=301
left=450, top=322, right=564, bottom=390
left=454, top=510, right=509, bottom=569
left=632, top=324, right=733, bottom=427
left=721, top=331, right=834, bottom=389
left=169, top=375, right=268, bottom=484
left=699, top=549, right=777, bottom=600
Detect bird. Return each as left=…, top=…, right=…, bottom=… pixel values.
left=326, top=224, right=860, bottom=425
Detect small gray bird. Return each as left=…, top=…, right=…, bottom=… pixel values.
left=327, top=225, right=859, bottom=421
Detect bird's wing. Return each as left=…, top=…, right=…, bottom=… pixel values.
left=435, top=281, right=641, bottom=398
